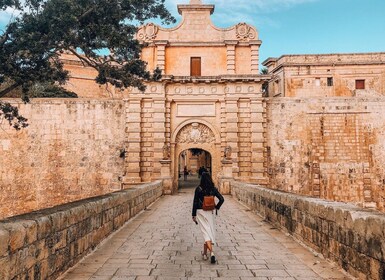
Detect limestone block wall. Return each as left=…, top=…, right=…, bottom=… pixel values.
left=231, top=181, right=385, bottom=280
left=267, top=97, right=385, bottom=212
left=0, top=181, right=163, bottom=280
left=0, top=99, right=126, bottom=220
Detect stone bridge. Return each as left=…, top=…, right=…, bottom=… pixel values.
left=0, top=179, right=384, bottom=280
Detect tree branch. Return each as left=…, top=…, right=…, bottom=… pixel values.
left=68, top=47, right=99, bottom=69
left=0, top=82, right=21, bottom=97
left=78, top=7, right=95, bottom=21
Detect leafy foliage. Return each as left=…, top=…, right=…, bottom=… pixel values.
left=0, top=101, right=28, bottom=130
left=260, top=67, right=269, bottom=75
left=0, top=0, right=175, bottom=128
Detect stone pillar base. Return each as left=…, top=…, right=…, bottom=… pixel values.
left=160, top=160, right=174, bottom=195
left=219, top=159, right=233, bottom=194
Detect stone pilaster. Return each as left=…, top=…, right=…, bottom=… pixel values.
left=155, top=41, right=168, bottom=73
left=225, top=41, right=237, bottom=74
left=152, top=99, right=167, bottom=180
left=250, top=99, right=268, bottom=185
left=224, top=99, right=239, bottom=178
left=250, top=43, right=260, bottom=74
left=123, top=100, right=142, bottom=186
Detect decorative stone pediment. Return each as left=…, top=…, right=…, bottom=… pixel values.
left=136, top=1, right=260, bottom=44
left=137, top=23, right=159, bottom=42
left=236, top=23, right=256, bottom=41
left=176, top=123, right=215, bottom=144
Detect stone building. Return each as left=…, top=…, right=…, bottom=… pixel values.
left=263, top=53, right=385, bottom=97
left=63, top=0, right=269, bottom=194
left=1, top=0, right=385, bottom=220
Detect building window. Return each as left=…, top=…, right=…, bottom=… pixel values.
left=315, top=78, right=321, bottom=87
left=190, top=57, right=201, bottom=76
left=356, top=79, right=365, bottom=89
left=327, top=77, right=333, bottom=86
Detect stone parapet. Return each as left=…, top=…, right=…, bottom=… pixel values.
left=231, top=181, right=385, bottom=280
left=0, top=181, right=163, bottom=280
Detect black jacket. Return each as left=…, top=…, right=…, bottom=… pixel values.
left=192, top=186, right=224, bottom=216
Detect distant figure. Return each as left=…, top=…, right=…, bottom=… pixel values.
left=198, top=166, right=208, bottom=178
left=184, top=166, right=188, bottom=181
left=192, top=172, right=224, bottom=264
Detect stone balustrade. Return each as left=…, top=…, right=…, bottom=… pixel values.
left=0, top=181, right=163, bottom=280
left=231, top=181, right=385, bottom=280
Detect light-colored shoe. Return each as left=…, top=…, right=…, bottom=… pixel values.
left=201, top=252, right=208, bottom=260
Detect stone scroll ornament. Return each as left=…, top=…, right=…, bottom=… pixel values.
left=236, top=23, right=256, bottom=41
left=176, top=123, right=215, bottom=144
left=137, top=23, right=159, bottom=41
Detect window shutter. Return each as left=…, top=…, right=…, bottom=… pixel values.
left=191, top=57, right=201, bottom=76
left=356, top=80, right=365, bottom=90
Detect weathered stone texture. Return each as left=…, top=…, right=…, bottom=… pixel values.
left=0, top=100, right=126, bottom=220
left=231, top=181, right=385, bottom=280
left=267, top=97, right=385, bottom=212
left=0, top=181, right=162, bottom=280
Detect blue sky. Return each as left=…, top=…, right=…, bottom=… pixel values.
left=1, top=0, right=384, bottom=64
left=165, top=0, right=385, bottom=63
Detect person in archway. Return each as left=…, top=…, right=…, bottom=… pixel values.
left=192, top=172, right=224, bottom=264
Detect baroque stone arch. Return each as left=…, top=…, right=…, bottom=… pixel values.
left=171, top=120, right=221, bottom=190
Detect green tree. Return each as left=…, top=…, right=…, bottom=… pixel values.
left=0, top=0, right=175, bottom=129
left=260, top=67, right=268, bottom=75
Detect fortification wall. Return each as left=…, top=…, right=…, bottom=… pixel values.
left=0, top=99, right=126, bottom=220
left=267, top=97, right=385, bottom=212
left=231, top=181, right=385, bottom=280
left=0, top=181, right=163, bottom=280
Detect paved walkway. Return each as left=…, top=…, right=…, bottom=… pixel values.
left=60, top=177, right=351, bottom=280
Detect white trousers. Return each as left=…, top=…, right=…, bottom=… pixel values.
left=196, top=209, right=216, bottom=245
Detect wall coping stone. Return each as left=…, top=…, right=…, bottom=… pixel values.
left=0, top=181, right=163, bottom=280
left=231, top=180, right=385, bottom=280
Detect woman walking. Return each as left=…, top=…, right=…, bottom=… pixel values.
left=192, top=172, right=224, bottom=264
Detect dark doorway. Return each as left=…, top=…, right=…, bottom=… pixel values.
left=178, top=148, right=212, bottom=189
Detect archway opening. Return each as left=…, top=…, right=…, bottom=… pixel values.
left=178, top=148, right=212, bottom=189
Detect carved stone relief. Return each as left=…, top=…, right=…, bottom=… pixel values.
left=137, top=23, right=159, bottom=41
left=176, top=123, right=216, bottom=144
left=236, top=23, right=256, bottom=41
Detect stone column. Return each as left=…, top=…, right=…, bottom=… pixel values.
left=123, top=99, right=142, bottom=186
left=250, top=98, right=268, bottom=185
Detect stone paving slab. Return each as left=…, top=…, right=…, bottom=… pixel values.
left=59, top=180, right=352, bottom=280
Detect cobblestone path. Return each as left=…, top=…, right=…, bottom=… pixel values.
left=60, top=178, right=351, bottom=280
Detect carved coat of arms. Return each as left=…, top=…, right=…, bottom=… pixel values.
left=176, top=123, right=215, bottom=144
